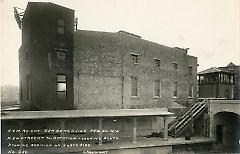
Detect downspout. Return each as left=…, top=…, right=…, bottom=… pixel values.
left=121, top=33, right=124, bottom=109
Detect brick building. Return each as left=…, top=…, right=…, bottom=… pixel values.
left=19, top=2, right=197, bottom=111
left=19, top=2, right=74, bottom=110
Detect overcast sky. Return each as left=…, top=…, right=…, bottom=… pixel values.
left=1, top=0, right=240, bottom=86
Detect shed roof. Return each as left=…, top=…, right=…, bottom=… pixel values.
left=1, top=108, right=173, bottom=120
left=198, top=67, right=234, bottom=75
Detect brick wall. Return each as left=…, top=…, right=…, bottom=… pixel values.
left=73, top=30, right=197, bottom=109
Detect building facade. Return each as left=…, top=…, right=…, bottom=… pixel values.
left=19, top=2, right=198, bottom=111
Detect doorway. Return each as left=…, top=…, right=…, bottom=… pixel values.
left=216, top=125, right=223, bottom=144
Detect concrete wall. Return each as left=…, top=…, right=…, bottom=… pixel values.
left=211, top=112, right=240, bottom=151
left=108, top=146, right=172, bottom=154
left=209, top=100, right=240, bottom=152
left=74, top=30, right=197, bottom=110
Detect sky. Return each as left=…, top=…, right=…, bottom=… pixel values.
left=1, top=0, right=240, bottom=86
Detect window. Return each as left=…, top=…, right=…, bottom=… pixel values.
left=173, top=62, right=178, bottom=70
left=154, top=58, right=160, bottom=68
left=57, top=19, right=65, bottom=34
left=57, top=74, right=67, bottom=100
left=154, top=79, right=161, bottom=97
left=131, top=76, right=138, bottom=97
left=189, top=66, right=192, bottom=75
left=225, top=89, right=230, bottom=99
left=189, top=84, right=193, bottom=98
left=57, top=50, right=66, bottom=60
left=199, top=75, right=204, bottom=83
left=131, top=54, right=138, bottom=64
left=230, top=75, right=234, bottom=84
left=56, top=49, right=67, bottom=69
left=173, top=82, right=177, bottom=97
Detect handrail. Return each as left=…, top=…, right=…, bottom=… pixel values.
left=174, top=104, right=206, bottom=137
left=176, top=103, right=205, bottom=131
left=167, top=99, right=207, bottom=137
left=168, top=99, right=206, bottom=130
left=152, top=99, right=207, bottom=138
left=171, top=101, right=204, bottom=130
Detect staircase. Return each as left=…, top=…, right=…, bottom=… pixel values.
left=167, top=99, right=207, bottom=138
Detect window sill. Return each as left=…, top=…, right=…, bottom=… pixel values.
left=154, top=96, right=161, bottom=99
left=131, top=96, right=139, bottom=99
left=173, top=96, right=178, bottom=99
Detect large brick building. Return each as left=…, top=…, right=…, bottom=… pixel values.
left=19, top=2, right=197, bottom=111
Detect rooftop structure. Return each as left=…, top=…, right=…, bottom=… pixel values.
left=198, top=63, right=240, bottom=100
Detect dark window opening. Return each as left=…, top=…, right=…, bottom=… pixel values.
left=155, top=79, right=161, bottom=97
left=173, top=82, right=178, bottom=97
left=189, top=84, right=193, bottom=97
left=189, top=66, right=192, bottom=75
left=131, top=76, right=138, bottom=97
left=154, top=59, right=160, bottom=68
left=131, top=54, right=138, bottom=64
left=173, top=62, right=178, bottom=70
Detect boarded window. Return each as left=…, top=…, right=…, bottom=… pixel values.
left=57, top=50, right=66, bottom=60
left=155, top=79, right=161, bottom=97
left=131, top=77, right=138, bottom=97
left=57, top=74, right=67, bottom=100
